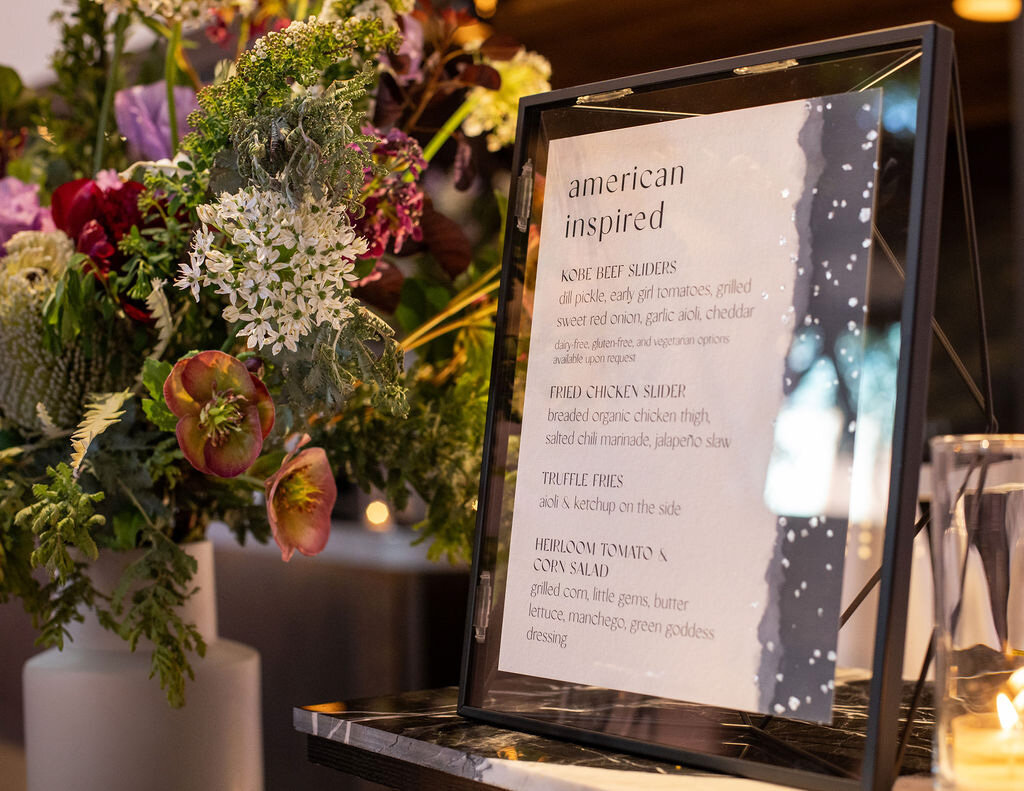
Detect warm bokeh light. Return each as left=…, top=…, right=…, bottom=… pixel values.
left=364, top=499, right=392, bottom=531
left=952, top=0, right=1021, bottom=22
left=996, top=693, right=1021, bottom=730
left=474, top=0, right=497, bottom=18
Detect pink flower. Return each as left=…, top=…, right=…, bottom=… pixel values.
left=350, top=127, right=426, bottom=259
left=0, top=177, right=54, bottom=252
left=163, top=350, right=275, bottom=478
left=265, top=434, right=337, bottom=562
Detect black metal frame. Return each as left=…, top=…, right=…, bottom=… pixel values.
left=459, top=22, right=954, bottom=791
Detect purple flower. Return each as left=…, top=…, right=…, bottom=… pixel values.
left=114, top=82, right=199, bottom=161
left=350, top=127, right=426, bottom=259
left=389, top=14, right=424, bottom=85
left=0, top=177, right=54, bottom=253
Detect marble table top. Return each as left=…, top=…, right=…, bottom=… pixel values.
left=294, top=687, right=933, bottom=790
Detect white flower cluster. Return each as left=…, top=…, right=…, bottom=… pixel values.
left=96, top=0, right=229, bottom=26
left=319, top=0, right=413, bottom=28
left=177, top=187, right=369, bottom=355
left=248, top=16, right=341, bottom=61
left=462, top=49, right=552, bottom=152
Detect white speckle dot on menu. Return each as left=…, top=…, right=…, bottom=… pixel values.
left=774, top=703, right=786, bottom=714
left=787, top=529, right=796, bottom=542
left=848, top=297, right=859, bottom=307
left=866, top=129, right=878, bottom=140
left=788, top=696, right=801, bottom=711
left=781, top=188, right=790, bottom=198
left=842, top=163, right=853, bottom=171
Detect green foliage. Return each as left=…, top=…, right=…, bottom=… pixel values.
left=42, top=0, right=125, bottom=180
left=328, top=328, right=493, bottom=563
left=235, top=73, right=379, bottom=210
left=41, top=254, right=105, bottom=350
left=184, top=16, right=398, bottom=175
left=109, top=533, right=206, bottom=708
left=16, top=463, right=104, bottom=580
left=141, top=358, right=178, bottom=431
left=276, top=304, right=409, bottom=421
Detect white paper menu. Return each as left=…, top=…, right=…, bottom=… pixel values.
left=497, top=92, right=883, bottom=722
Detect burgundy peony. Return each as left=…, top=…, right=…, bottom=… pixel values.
left=50, top=173, right=146, bottom=277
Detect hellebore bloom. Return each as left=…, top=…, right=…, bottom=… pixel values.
left=163, top=350, right=275, bottom=477
left=265, top=434, right=337, bottom=562
left=114, top=82, right=199, bottom=162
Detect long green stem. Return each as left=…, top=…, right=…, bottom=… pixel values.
left=293, top=0, right=309, bottom=20
left=402, top=306, right=496, bottom=353
left=400, top=265, right=500, bottom=350
left=421, top=94, right=480, bottom=163
left=165, top=20, right=183, bottom=155
left=93, top=14, right=129, bottom=174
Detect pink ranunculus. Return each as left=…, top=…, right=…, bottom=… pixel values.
left=0, top=177, right=54, bottom=253
left=265, top=434, right=337, bottom=562
left=114, top=82, right=199, bottom=161
left=163, top=350, right=275, bottom=478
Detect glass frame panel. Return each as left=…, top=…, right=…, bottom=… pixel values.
left=459, top=23, right=954, bottom=791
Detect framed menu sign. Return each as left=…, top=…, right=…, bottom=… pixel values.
left=460, top=23, right=954, bottom=791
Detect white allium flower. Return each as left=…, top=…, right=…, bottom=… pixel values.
left=178, top=187, right=368, bottom=355
left=462, top=49, right=552, bottom=152
left=96, top=0, right=230, bottom=27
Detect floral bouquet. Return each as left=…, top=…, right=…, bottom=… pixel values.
left=0, top=0, right=549, bottom=705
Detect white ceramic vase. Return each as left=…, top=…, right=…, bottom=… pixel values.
left=23, top=540, right=263, bottom=791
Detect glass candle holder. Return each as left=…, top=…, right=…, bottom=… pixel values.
left=929, top=435, right=1024, bottom=791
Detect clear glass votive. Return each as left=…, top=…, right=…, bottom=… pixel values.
left=929, top=435, right=1024, bottom=790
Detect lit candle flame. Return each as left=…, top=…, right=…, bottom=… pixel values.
left=1009, top=667, right=1024, bottom=695
left=997, top=693, right=1021, bottom=730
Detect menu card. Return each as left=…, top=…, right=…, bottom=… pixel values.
left=498, top=91, right=883, bottom=722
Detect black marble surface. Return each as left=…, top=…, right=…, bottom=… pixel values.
left=294, top=686, right=934, bottom=790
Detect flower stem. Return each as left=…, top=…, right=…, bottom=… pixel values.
left=401, top=305, right=496, bottom=353
left=421, top=94, right=479, bottom=163
left=293, top=0, right=309, bottom=20
left=93, top=14, right=129, bottom=175
left=165, top=20, right=183, bottom=155
left=236, top=16, right=252, bottom=61
left=400, top=264, right=500, bottom=350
